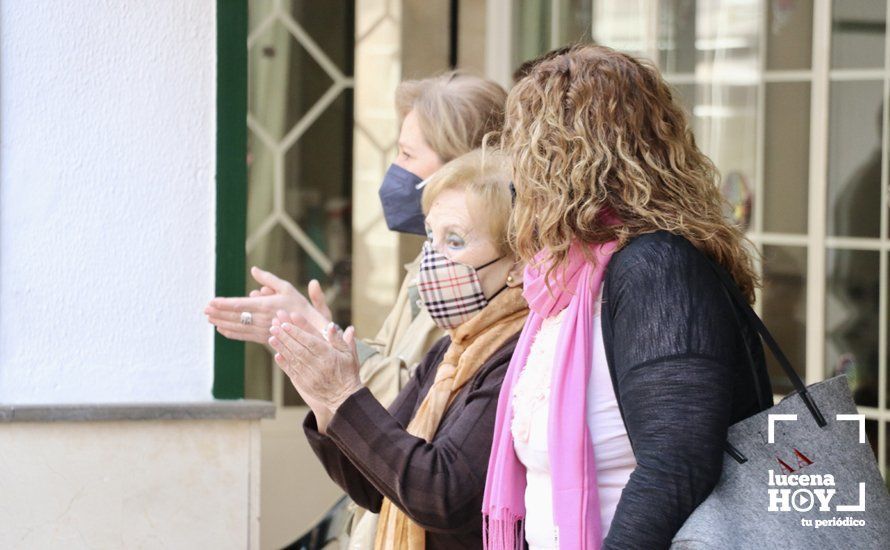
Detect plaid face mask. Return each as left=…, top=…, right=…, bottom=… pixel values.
left=417, top=240, right=503, bottom=330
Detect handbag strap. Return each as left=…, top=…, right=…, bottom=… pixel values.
left=716, top=281, right=768, bottom=412
left=705, top=257, right=827, bottom=428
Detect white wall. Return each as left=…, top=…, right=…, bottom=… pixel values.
left=0, top=0, right=218, bottom=403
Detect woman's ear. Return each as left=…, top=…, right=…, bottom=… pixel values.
left=506, top=259, right=525, bottom=287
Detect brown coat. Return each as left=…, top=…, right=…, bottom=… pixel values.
left=304, top=332, right=520, bottom=549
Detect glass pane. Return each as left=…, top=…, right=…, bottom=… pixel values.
left=284, top=373, right=305, bottom=407
left=249, top=0, right=275, bottom=35
left=827, top=81, right=883, bottom=238
left=247, top=131, right=275, bottom=236
left=826, top=249, right=880, bottom=407
left=763, top=82, right=810, bottom=234
left=245, top=343, right=273, bottom=402
left=515, top=0, right=552, bottom=68
left=284, top=92, right=354, bottom=324
left=766, top=0, right=813, bottom=71
left=696, top=0, right=760, bottom=81
left=657, top=0, right=696, bottom=74
left=693, top=84, right=758, bottom=198
left=721, top=171, right=753, bottom=230
left=865, top=419, right=879, bottom=462
left=831, top=0, right=887, bottom=69
left=671, top=82, right=696, bottom=118
left=591, top=0, right=650, bottom=59
left=246, top=1, right=354, bottom=405
left=286, top=0, right=353, bottom=72
left=248, top=21, right=334, bottom=142
left=559, top=0, right=593, bottom=44
left=761, top=246, right=808, bottom=395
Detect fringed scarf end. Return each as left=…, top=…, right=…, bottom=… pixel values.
left=482, top=513, right=525, bottom=550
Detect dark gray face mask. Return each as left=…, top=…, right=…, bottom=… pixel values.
left=378, top=163, right=426, bottom=235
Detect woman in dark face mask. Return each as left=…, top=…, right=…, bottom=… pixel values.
left=378, top=73, right=508, bottom=237
left=376, top=108, right=444, bottom=234
left=206, top=72, right=507, bottom=403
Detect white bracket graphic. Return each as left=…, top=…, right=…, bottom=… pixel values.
left=835, top=414, right=867, bottom=444
left=768, top=413, right=867, bottom=444
left=836, top=482, right=866, bottom=512
left=768, top=414, right=798, bottom=443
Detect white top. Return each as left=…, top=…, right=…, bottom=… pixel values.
left=511, top=287, right=636, bottom=549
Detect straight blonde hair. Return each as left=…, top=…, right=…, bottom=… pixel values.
left=396, top=72, right=507, bottom=162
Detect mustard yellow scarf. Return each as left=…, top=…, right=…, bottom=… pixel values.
left=374, top=286, right=529, bottom=550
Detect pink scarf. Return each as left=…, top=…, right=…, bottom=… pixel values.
left=482, top=239, right=618, bottom=549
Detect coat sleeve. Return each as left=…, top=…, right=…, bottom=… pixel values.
left=302, top=339, right=447, bottom=513
left=602, top=234, right=741, bottom=549
left=308, top=342, right=511, bottom=534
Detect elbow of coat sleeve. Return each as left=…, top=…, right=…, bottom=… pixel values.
left=639, top=442, right=725, bottom=506
left=409, top=497, right=480, bottom=534
left=392, top=446, right=486, bottom=534
left=303, top=411, right=384, bottom=511
left=404, top=499, right=481, bottom=534
left=605, top=450, right=725, bottom=548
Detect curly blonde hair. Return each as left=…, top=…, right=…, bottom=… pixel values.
left=501, top=44, right=760, bottom=301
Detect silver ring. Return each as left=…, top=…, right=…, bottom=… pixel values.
left=240, top=311, right=253, bottom=325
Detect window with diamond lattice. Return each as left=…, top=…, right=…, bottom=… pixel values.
left=246, top=0, right=355, bottom=405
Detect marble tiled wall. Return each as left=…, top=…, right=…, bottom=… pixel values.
left=351, top=0, right=404, bottom=337
left=0, top=420, right=261, bottom=549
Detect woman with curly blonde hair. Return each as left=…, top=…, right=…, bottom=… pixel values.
left=482, top=44, right=773, bottom=549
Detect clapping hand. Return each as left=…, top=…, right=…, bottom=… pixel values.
left=268, top=310, right=363, bottom=433
left=204, top=266, right=332, bottom=344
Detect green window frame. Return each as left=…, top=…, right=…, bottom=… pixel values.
left=213, top=0, right=248, bottom=399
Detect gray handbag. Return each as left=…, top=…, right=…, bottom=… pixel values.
left=671, top=261, right=890, bottom=549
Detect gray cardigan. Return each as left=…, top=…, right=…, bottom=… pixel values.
left=600, top=230, right=773, bottom=548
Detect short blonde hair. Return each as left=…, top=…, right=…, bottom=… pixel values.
left=421, top=149, right=513, bottom=256
left=396, top=72, right=507, bottom=162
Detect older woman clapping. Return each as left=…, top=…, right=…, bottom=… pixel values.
left=268, top=149, right=527, bottom=549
